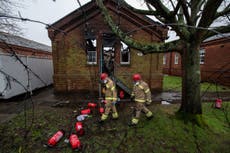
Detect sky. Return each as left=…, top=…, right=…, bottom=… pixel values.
left=16, top=0, right=149, bottom=46
left=16, top=0, right=83, bottom=46
left=14, top=0, right=228, bottom=46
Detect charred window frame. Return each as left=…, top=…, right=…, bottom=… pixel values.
left=86, top=39, right=97, bottom=65
left=120, top=41, right=130, bottom=65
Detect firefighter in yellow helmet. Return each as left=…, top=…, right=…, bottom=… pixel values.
left=99, top=73, right=118, bottom=122
left=129, top=73, right=153, bottom=126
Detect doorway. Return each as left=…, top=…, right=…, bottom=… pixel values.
left=100, top=33, right=116, bottom=76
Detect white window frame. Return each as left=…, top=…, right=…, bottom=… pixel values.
left=174, top=53, right=179, bottom=64
left=163, top=54, right=166, bottom=65
left=199, top=49, right=205, bottom=64
left=87, top=50, right=97, bottom=65
left=120, top=42, right=130, bottom=65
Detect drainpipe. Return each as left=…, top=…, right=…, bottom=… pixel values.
left=149, top=35, right=154, bottom=88
left=149, top=52, right=153, bottom=89
left=99, top=40, right=103, bottom=98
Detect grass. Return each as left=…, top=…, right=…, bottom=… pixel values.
left=163, top=75, right=230, bottom=92
left=0, top=102, right=229, bottom=153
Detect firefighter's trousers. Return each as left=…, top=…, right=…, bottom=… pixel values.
left=134, top=102, right=151, bottom=118
left=101, top=100, right=118, bottom=120
left=131, top=102, right=152, bottom=124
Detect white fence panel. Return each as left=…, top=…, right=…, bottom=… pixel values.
left=0, top=53, right=53, bottom=99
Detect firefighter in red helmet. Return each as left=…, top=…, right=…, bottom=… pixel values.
left=99, top=73, right=118, bottom=122
left=129, top=73, right=153, bottom=126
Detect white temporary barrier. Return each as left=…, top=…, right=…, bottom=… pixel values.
left=0, top=52, right=53, bottom=99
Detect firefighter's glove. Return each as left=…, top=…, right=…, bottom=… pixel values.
left=146, top=99, right=152, bottom=105
left=112, top=101, right=117, bottom=105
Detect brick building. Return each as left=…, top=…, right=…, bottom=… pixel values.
left=163, top=33, right=230, bottom=86
left=48, top=0, right=168, bottom=95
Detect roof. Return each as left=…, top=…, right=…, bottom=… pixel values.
left=48, top=0, right=167, bottom=40
left=203, top=33, right=230, bottom=42
left=0, top=31, right=52, bottom=52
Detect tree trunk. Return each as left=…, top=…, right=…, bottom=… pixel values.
left=179, top=42, right=202, bottom=115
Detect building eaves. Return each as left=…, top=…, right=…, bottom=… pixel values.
left=0, top=31, right=52, bottom=52
left=49, top=0, right=167, bottom=39
left=50, top=0, right=93, bottom=29
left=203, top=33, right=230, bottom=42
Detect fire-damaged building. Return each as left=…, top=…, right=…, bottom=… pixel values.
left=163, top=33, right=230, bottom=87
left=47, top=0, right=168, bottom=96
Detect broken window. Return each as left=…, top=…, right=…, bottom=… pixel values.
left=199, top=49, right=205, bottom=64
left=102, top=33, right=116, bottom=75
left=120, top=41, right=130, bottom=64
left=86, top=39, right=97, bottom=64
left=103, top=46, right=115, bottom=75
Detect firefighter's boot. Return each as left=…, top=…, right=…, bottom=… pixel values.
left=112, top=112, right=119, bottom=120
left=128, top=118, right=139, bottom=127
left=99, top=114, right=108, bottom=123
left=146, top=111, right=153, bottom=120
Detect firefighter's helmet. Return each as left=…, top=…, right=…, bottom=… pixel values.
left=100, top=73, right=108, bottom=80
left=133, top=74, right=141, bottom=81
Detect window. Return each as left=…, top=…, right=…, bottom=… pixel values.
left=87, top=51, right=97, bottom=64
left=86, top=39, right=97, bottom=64
left=163, top=54, right=166, bottom=65
left=120, top=41, right=130, bottom=64
left=199, top=49, right=205, bottom=64
left=174, top=53, right=179, bottom=64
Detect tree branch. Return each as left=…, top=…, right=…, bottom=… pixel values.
left=172, top=1, right=181, bottom=16
left=179, top=0, right=192, bottom=25
left=169, top=0, right=176, bottom=10
left=215, top=3, right=230, bottom=19
left=191, top=0, right=205, bottom=23
left=204, top=25, right=230, bottom=39
left=145, top=0, right=190, bottom=40
left=145, top=0, right=172, bottom=20
left=197, top=0, right=223, bottom=42
left=198, top=0, right=223, bottom=28
left=145, top=2, right=166, bottom=23
left=96, top=0, right=184, bottom=53
left=120, top=0, right=159, bottom=16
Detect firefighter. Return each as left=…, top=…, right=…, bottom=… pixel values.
left=99, top=73, right=118, bottom=122
left=129, top=73, right=153, bottom=126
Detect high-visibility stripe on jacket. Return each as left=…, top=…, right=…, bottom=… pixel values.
left=131, top=80, right=152, bottom=103
left=105, top=78, right=117, bottom=101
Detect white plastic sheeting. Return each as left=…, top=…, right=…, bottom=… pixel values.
left=0, top=52, right=53, bottom=99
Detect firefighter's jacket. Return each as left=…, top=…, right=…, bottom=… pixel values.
left=104, top=78, right=117, bottom=102
left=131, top=80, right=152, bottom=103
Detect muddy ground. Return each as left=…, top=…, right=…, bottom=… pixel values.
left=0, top=86, right=230, bottom=123
left=0, top=86, right=230, bottom=153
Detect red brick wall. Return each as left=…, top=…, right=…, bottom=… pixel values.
left=163, top=52, right=182, bottom=76
left=163, top=38, right=230, bottom=86
left=200, top=39, right=230, bottom=86
left=51, top=9, right=166, bottom=93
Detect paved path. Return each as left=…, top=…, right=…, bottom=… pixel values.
left=153, top=91, right=230, bottom=103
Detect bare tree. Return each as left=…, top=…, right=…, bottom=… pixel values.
left=0, top=0, right=22, bottom=34
left=96, top=0, right=230, bottom=124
